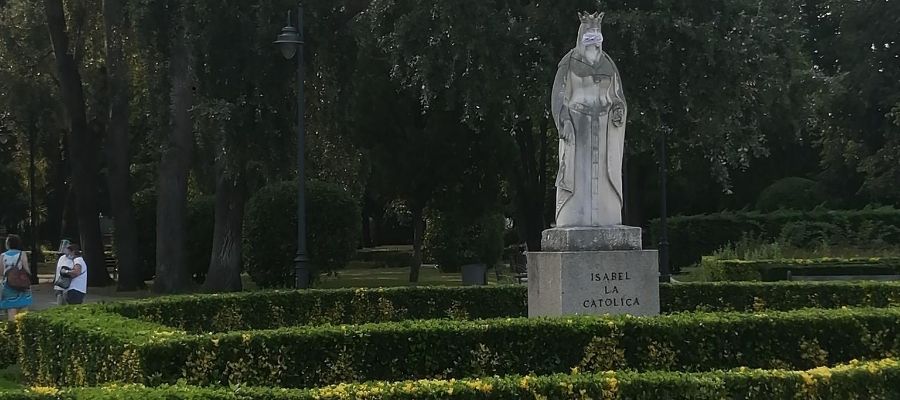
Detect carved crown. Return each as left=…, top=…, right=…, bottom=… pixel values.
left=578, top=11, right=605, bottom=25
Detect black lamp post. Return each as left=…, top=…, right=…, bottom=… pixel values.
left=657, top=128, right=671, bottom=283
left=274, top=5, right=309, bottom=289
left=0, top=127, right=39, bottom=284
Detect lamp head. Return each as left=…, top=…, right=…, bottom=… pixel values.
left=274, top=25, right=302, bottom=59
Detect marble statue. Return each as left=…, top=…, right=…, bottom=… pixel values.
left=551, top=11, right=627, bottom=227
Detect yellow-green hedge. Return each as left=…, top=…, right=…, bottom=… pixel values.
left=7, top=358, right=900, bottom=399
left=103, top=283, right=900, bottom=333
left=16, top=306, right=900, bottom=388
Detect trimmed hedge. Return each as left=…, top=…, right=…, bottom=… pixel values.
left=106, top=286, right=528, bottom=333
left=649, top=207, right=900, bottom=269
left=0, top=322, right=16, bottom=368
left=701, top=257, right=900, bottom=281
left=101, top=283, right=900, bottom=333
left=4, top=358, right=900, bottom=399
left=17, top=306, right=900, bottom=388
left=661, top=282, right=900, bottom=312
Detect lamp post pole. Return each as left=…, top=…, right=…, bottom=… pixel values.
left=275, top=4, right=309, bottom=289
left=657, top=128, right=671, bottom=283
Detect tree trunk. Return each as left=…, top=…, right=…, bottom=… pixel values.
left=153, top=11, right=193, bottom=294
left=408, top=206, right=424, bottom=283
left=44, top=128, right=68, bottom=245
left=511, top=116, right=550, bottom=252
left=103, top=0, right=142, bottom=291
left=44, top=0, right=111, bottom=287
left=202, top=165, right=245, bottom=293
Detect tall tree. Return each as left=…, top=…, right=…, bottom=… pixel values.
left=153, top=5, right=193, bottom=293
left=805, top=0, right=900, bottom=206
left=43, top=0, right=111, bottom=286
left=102, top=0, right=142, bottom=291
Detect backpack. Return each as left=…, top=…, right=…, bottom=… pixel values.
left=5, top=253, right=30, bottom=291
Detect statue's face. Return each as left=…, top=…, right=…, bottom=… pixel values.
left=576, top=12, right=605, bottom=53
left=581, top=28, right=603, bottom=49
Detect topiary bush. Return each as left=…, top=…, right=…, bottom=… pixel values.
left=243, top=181, right=361, bottom=288
left=756, top=177, right=827, bottom=211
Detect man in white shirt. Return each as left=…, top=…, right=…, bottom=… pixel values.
left=56, top=244, right=88, bottom=305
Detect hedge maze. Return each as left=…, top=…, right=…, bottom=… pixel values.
left=2, top=283, right=899, bottom=398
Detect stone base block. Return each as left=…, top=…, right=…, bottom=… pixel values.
left=527, top=250, right=660, bottom=317
left=542, top=225, right=641, bottom=252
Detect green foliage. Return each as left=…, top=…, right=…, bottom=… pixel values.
left=243, top=181, right=361, bottom=288
left=662, top=282, right=900, bottom=313
left=1, top=358, right=899, bottom=399
left=16, top=303, right=900, bottom=388
left=364, top=0, right=811, bottom=190
left=653, top=208, right=900, bottom=269
left=0, top=323, right=17, bottom=369
left=424, top=210, right=505, bottom=272
left=807, top=0, right=900, bottom=204
left=778, top=221, right=847, bottom=249
left=106, top=286, right=528, bottom=333
left=756, top=177, right=827, bottom=211
left=96, top=282, right=900, bottom=332
left=700, top=257, right=900, bottom=282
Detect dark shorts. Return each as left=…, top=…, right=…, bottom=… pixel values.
left=65, top=290, right=85, bottom=305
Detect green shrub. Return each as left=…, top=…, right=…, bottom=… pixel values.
left=651, top=207, right=900, bottom=269
left=756, top=177, right=827, bottom=212
left=100, top=283, right=900, bottom=333
left=17, top=303, right=900, bottom=388
left=778, top=221, right=846, bottom=249
left=3, top=358, right=899, bottom=399
left=106, top=286, right=528, bottom=333
left=0, top=322, right=16, bottom=369
left=661, top=282, right=900, bottom=312
left=243, top=181, right=361, bottom=288
left=700, top=257, right=900, bottom=282
left=424, top=210, right=505, bottom=272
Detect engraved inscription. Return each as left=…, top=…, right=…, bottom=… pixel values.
left=583, top=271, right=639, bottom=309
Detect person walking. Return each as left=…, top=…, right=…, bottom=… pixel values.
left=1, top=235, right=33, bottom=320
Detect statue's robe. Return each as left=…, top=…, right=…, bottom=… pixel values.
left=551, top=49, right=627, bottom=227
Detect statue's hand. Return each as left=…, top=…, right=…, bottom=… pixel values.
left=560, top=120, right=575, bottom=143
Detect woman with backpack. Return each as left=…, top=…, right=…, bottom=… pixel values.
left=1, top=235, right=33, bottom=321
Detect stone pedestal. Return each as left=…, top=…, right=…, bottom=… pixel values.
left=542, top=225, right=641, bottom=252
left=527, top=226, right=660, bottom=317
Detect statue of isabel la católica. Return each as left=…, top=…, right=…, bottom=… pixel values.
left=552, top=11, right=627, bottom=228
